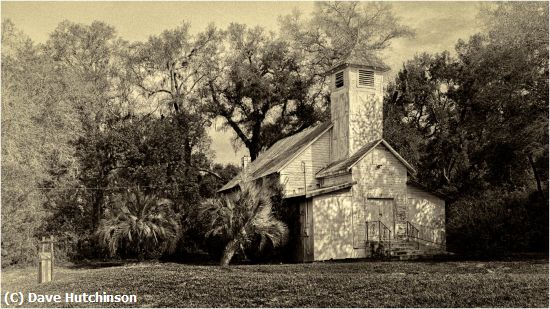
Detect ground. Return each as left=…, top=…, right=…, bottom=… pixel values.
left=2, top=259, right=548, bottom=307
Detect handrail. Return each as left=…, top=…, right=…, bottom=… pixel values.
left=366, top=221, right=392, bottom=251
left=405, top=221, right=446, bottom=249
left=405, top=221, right=419, bottom=240
left=405, top=221, right=420, bottom=249
left=378, top=221, right=391, bottom=244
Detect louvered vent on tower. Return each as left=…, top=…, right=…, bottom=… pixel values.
left=335, top=71, right=344, bottom=88
left=358, top=69, right=374, bottom=87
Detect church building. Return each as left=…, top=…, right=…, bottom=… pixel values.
left=220, top=58, right=446, bottom=262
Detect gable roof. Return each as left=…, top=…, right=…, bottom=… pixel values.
left=316, top=139, right=416, bottom=178
left=407, top=178, right=449, bottom=201
left=218, top=122, right=333, bottom=192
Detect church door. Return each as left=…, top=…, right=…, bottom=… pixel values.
left=367, top=198, right=395, bottom=240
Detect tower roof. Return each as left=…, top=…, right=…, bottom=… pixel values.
left=327, top=54, right=390, bottom=75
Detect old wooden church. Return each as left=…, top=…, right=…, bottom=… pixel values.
left=220, top=58, right=446, bottom=262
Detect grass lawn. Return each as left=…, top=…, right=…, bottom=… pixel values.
left=1, top=259, right=548, bottom=307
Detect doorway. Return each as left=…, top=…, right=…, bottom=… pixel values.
left=366, top=198, right=395, bottom=239
left=297, top=198, right=314, bottom=262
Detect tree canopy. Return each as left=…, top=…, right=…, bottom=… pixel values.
left=383, top=1, right=548, bottom=253
left=206, top=2, right=413, bottom=160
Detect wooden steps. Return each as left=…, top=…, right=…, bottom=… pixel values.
left=381, top=240, right=447, bottom=261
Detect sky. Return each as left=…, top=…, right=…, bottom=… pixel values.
left=1, top=1, right=483, bottom=165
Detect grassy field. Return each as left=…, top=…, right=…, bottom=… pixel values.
left=1, top=259, right=548, bottom=307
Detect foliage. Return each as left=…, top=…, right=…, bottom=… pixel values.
left=38, top=21, right=224, bottom=262
left=96, top=188, right=181, bottom=259
left=125, top=21, right=221, bottom=172
left=205, top=23, right=327, bottom=160
left=199, top=177, right=288, bottom=265
left=385, top=2, right=548, bottom=199
left=447, top=189, right=548, bottom=254
left=198, top=163, right=240, bottom=199
left=126, top=22, right=222, bottom=116
left=1, top=20, right=81, bottom=267
left=280, top=2, right=414, bottom=71
left=44, top=20, right=130, bottom=233
left=206, top=2, right=414, bottom=160
left=383, top=2, right=548, bottom=254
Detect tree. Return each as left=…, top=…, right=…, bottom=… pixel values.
left=279, top=2, right=414, bottom=76
left=45, top=20, right=130, bottom=229
left=205, top=23, right=327, bottom=160
left=479, top=2, right=549, bottom=199
left=125, top=22, right=223, bottom=185
left=199, top=176, right=288, bottom=265
left=37, top=21, right=230, bottom=261
left=206, top=3, right=413, bottom=160
left=97, top=188, right=181, bottom=259
left=383, top=2, right=548, bottom=253
left=126, top=22, right=221, bottom=116
left=383, top=52, right=469, bottom=195
left=1, top=20, right=81, bottom=266
left=384, top=3, right=548, bottom=196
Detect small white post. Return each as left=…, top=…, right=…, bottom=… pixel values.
left=38, top=236, right=54, bottom=283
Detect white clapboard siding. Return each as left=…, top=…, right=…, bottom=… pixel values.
left=322, top=173, right=353, bottom=187
left=407, top=185, right=446, bottom=244
left=280, top=131, right=331, bottom=195
left=355, top=145, right=408, bottom=192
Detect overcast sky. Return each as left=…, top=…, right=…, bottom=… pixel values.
left=2, top=1, right=483, bottom=165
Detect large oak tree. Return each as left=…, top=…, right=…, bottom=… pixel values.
left=206, top=2, right=413, bottom=160
left=205, top=24, right=325, bottom=160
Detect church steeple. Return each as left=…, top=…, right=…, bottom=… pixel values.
left=327, top=57, right=389, bottom=162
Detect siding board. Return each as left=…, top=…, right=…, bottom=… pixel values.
left=280, top=131, right=331, bottom=196
left=407, top=185, right=446, bottom=244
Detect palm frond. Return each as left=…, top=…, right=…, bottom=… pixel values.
left=199, top=173, right=288, bottom=264
left=96, top=187, right=182, bottom=258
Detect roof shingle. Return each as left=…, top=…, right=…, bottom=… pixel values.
left=219, top=122, right=333, bottom=192
left=316, top=139, right=416, bottom=178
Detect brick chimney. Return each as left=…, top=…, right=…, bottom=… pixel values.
left=241, top=155, right=251, bottom=171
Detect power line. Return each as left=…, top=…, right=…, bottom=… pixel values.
left=4, top=185, right=184, bottom=191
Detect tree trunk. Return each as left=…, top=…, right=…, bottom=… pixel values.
left=248, top=142, right=259, bottom=161
left=93, top=172, right=109, bottom=229
left=249, top=118, right=263, bottom=161
left=220, top=239, right=240, bottom=266
left=92, top=190, right=103, bottom=229
left=528, top=154, right=545, bottom=201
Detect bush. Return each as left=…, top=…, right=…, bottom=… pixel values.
left=447, top=188, right=548, bottom=255
left=199, top=176, right=289, bottom=265
left=96, top=188, right=181, bottom=260
left=1, top=188, right=44, bottom=268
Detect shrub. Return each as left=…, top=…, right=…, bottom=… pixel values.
left=96, top=188, right=181, bottom=260
left=200, top=177, right=289, bottom=266
left=447, top=188, right=548, bottom=255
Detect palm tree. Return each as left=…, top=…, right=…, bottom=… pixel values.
left=200, top=177, right=288, bottom=266
left=96, top=187, right=181, bottom=259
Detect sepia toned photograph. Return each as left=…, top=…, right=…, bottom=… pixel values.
left=1, top=1, right=548, bottom=307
